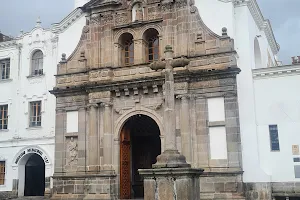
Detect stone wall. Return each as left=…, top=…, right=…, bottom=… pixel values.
left=50, top=0, right=243, bottom=199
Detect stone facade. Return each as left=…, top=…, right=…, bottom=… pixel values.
left=50, top=0, right=243, bottom=199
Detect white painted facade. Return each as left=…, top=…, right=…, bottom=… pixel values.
left=253, top=64, right=300, bottom=182
left=0, top=22, right=57, bottom=196
left=195, top=0, right=299, bottom=188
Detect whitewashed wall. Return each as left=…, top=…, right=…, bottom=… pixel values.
left=0, top=25, right=56, bottom=193
left=254, top=67, right=300, bottom=182
left=194, top=0, right=279, bottom=183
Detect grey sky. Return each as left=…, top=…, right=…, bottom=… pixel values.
left=0, top=0, right=298, bottom=64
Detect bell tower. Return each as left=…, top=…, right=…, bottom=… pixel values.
left=74, top=0, right=90, bottom=8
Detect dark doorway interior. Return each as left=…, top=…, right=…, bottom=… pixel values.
left=24, top=154, right=45, bottom=196
left=120, top=114, right=161, bottom=199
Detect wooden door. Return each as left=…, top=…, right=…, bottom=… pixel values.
left=120, top=127, right=131, bottom=199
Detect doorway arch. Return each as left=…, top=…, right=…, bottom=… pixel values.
left=24, top=154, right=45, bottom=196
left=120, top=114, right=161, bottom=199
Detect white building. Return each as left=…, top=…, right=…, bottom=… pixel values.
left=0, top=20, right=57, bottom=198
left=195, top=0, right=299, bottom=199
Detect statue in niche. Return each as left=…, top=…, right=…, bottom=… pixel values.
left=135, top=4, right=143, bottom=21
left=67, top=137, right=78, bottom=165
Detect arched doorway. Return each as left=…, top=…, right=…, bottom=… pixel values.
left=120, top=114, right=161, bottom=199
left=24, top=154, right=45, bottom=196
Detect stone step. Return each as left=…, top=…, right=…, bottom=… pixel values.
left=8, top=197, right=49, bottom=200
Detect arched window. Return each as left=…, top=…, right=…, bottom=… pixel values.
left=119, top=33, right=134, bottom=66
left=148, top=36, right=159, bottom=62
left=31, top=50, right=43, bottom=76
left=124, top=39, right=134, bottom=66
left=143, top=28, right=159, bottom=63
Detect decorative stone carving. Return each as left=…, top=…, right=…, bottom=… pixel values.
left=67, top=137, right=78, bottom=166
left=147, top=6, right=161, bottom=20
left=175, top=0, right=187, bottom=8
left=115, top=12, right=128, bottom=26
left=91, top=14, right=101, bottom=25
left=102, top=14, right=113, bottom=24
left=57, top=95, right=86, bottom=104
left=89, top=91, right=111, bottom=100
left=189, top=0, right=197, bottom=13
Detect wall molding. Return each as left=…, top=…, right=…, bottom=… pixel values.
left=253, top=64, right=300, bottom=79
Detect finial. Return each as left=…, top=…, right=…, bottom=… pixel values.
left=222, top=27, right=228, bottom=36
left=35, top=16, right=41, bottom=28
left=60, top=53, right=67, bottom=63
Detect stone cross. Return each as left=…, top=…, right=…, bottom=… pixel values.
left=150, top=45, right=191, bottom=168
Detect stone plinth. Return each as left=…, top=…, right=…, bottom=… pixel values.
left=139, top=168, right=203, bottom=200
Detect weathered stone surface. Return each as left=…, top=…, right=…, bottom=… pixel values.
left=139, top=168, right=203, bottom=200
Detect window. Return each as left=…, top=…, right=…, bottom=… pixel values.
left=0, top=105, right=8, bottom=130
left=0, top=59, right=10, bottom=80
left=31, top=50, right=43, bottom=76
left=124, top=40, right=134, bottom=66
left=143, top=28, right=160, bottom=63
left=119, top=33, right=134, bottom=66
left=30, top=101, right=42, bottom=127
left=269, top=125, right=280, bottom=151
left=0, top=161, right=5, bottom=185
left=148, top=36, right=159, bottom=62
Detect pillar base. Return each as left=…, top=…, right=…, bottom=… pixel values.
left=153, top=149, right=191, bottom=168
left=139, top=167, right=203, bottom=200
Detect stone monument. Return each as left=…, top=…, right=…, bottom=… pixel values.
left=139, top=46, right=204, bottom=200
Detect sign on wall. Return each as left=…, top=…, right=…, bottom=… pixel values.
left=292, top=145, right=299, bottom=155
left=15, top=148, right=49, bottom=164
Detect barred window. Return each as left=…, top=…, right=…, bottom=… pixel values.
left=30, top=101, right=42, bottom=127
left=0, top=161, right=5, bottom=185
left=0, top=105, right=8, bottom=130
left=0, top=59, right=10, bottom=80
left=31, top=50, right=43, bottom=76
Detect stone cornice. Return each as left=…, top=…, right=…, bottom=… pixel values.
left=221, top=0, right=279, bottom=55
left=252, top=64, right=300, bottom=79
left=51, top=8, right=85, bottom=34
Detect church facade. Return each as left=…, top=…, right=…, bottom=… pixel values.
left=50, top=0, right=243, bottom=199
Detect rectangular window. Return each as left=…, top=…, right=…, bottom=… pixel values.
left=66, top=111, right=79, bottom=133
left=0, top=161, right=5, bottom=185
left=269, top=125, right=280, bottom=151
left=30, top=101, right=42, bottom=127
left=0, top=105, right=8, bottom=130
left=0, top=59, right=10, bottom=80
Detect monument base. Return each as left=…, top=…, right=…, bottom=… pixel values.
left=139, top=167, right=203, bottom=200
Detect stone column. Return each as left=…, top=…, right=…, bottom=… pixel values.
left=180, top=95, right=192, bottom=163
left=150, top=45, right=190, bottom=168
left=102, top=102, right=113, bottom=170
left=88, top=104, right=99, bottom=172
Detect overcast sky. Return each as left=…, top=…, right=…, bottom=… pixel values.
left=0, top=0, right=298, bottom=64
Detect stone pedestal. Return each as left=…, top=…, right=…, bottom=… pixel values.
left=139, top=168, right=203, bottom=200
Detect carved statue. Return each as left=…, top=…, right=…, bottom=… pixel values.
left=135, top=4, right=143, bottom=21
left=68, top=137, right=78, bottom=165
